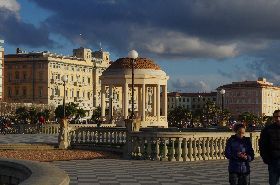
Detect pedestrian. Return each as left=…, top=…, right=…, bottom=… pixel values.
left=259, top=110, right=280, bottom=185
left=225, top=123, right=255, bottom=185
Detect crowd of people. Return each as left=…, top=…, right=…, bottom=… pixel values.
left=225, top=110, right=280, bottom=185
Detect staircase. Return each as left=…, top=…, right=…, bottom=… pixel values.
left=0, top=143, right=57, bottom=150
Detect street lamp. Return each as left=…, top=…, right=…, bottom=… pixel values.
left=128, top=50, right=138, bottom=119
left=61, top=75, right=68, bottom=118
left=220, top=89, right=225, bottom=113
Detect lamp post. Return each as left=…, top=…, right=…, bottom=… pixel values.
left=128, top=50, right=138, bottom=119
left=220, top=89, right=225, bottom=113
left=61, top=75, right=68, bottom=119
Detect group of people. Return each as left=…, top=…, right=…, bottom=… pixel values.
left=225, top=110, right=280, bottom=185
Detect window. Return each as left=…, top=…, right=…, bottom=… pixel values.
left=23, top=87, right=26, bottom=96
left=8, top=73, right=12, bottom=82
left=15, top=88, right=19, bottom=96
left=88, top=92, right=90, bottom=99
left=23, top=72, right=27, bottom=80
left=77, top=91, right=80, bottom=97
left=15, top=71, right=19, bottom=79
left=88, top=78, right=90, bottom=84
left=39, top=87, right=43, bottom=97
left=8, top=87, right=12, bottom=97
left=39, top=72, right=43, bottom=81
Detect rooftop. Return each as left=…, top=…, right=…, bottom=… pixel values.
left=108, top=57, right=161, bottom=70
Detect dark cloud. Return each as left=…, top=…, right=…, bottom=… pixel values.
left=170, top=78, right=210, bottom=92
left=0, top=7, right=53, bottom=48
left=27, top=0, right=280, bottom=59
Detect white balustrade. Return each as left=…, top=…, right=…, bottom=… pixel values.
left=128, top=132, right=261, bottom=162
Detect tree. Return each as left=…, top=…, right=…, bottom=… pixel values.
left=55, top=102, right=78, bottom=119
left=91, top=107, right=102, bottom=124
left=28, top=107, right=38, bottom=124
left=75, top=108, right=87, bottom=122
left=15, top=107, right=29, bottom=124
left=168, top=106, right=192, bottom=128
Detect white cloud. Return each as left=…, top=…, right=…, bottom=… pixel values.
left=132, top=30, right=238, bottom=59
left=0, top=0, right=20, bottom=13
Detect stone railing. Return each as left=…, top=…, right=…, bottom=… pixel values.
left=0, top=158, right=69, bottom=185
left=69, top=127, right=127, bottom=147
left=2, top=123, right=117, bottom=135
left=127, top=131, right=261, bottom=161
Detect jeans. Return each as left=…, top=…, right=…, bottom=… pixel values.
left=229, top=173, right=250, bottom=185
left=268, top=164, right=280, bottom=185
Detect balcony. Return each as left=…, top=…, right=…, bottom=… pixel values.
left=50, top=95, right=62, bottom=100
left=74, top=97, right=83, bottom=102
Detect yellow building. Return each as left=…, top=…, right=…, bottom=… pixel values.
left=217, top=77, right=280, bottom=117
left=4, top=47, right=110, bottom=116
left=0, top=40, right=4, bottom=100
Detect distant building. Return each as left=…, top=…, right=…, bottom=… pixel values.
left=166, top=92, right=217, bottom=112
left=217, top=77, right=280, bottom=117
left=0, top=40, right=3, bottom=100
left=4, top=47, right=110, bottom=117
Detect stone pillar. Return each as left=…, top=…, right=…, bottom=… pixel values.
left=101, top=85, right=106, bottom=117
left=142, top=84, right=146, bottom=121
left=157, top=84, right=161, bottom=121
left=109, top=85, right=113, bottom=119
left=138, top=86, right=142, bottom=119
left=163, top=85, right=167, bottom=119
left=153, top=86, right=157, bottom=116
left=123, top=83, right=129, bottom=119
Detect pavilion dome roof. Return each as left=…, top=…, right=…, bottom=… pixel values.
left=107, top=57, right=161, bottom=70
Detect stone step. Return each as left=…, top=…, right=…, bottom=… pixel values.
left=0, top=144, right=57, bottom=150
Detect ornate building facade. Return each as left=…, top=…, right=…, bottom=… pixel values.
left=166, top=92, right=217, bottom=112
left=4, top=47, right=110, bottom=117
left=217, top=78, right=280, bottom=117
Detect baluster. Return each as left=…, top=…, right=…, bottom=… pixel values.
left=146, top=137, right=152, bottom=160
left=210, top=137, right=214, bottom=160
left=84, top=130, right=89, bottom=143
left=182, top=138, right=188, bottom=161
left=218, top=137, right=222, bottom=159
left=161, top=138, right=168, bottom=161
left=222, top=137, right=227, bottom=159
left=214, top=138, right=219, bottom=159
left=201, top=138, right=206, bottom=160
left=205, top=137, right=210, bottom=160
left=155, top=138, right=160, bottom=161
left=197, top=138, right=202, bottom=160
left=113, top=131, right=117, bottom=144
left=188, top=138, right=194, bottom=161
left=176, top=138, right=183, bottom=161
left=169, top=138, right=175, bottom=161
left=193, top=138, right=198, bottom=161
left=139, top=137, right=145, bottom=159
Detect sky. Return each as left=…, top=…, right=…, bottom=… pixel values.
left=1, top=0, right=280, bottom=92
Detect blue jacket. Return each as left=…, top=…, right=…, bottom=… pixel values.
left=225, top=135, right=255, bottom=174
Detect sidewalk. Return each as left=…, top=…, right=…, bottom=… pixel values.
left=53, top=158, right=268, bottom=185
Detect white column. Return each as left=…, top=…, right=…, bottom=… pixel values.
left=138, top=86, right=142, bottom=118
left=153, top=86, right=157, bottom=116
left=123, top=83, right=129, bottom=119
left=163, top=85, right=167, bottom=118
left=101, top=85, right=106, bottom=117
left=109, top=85, right=113, bottom=119
left=142, top=84, right=146, bottom=121
left=157, top=84, right=161, bottom=121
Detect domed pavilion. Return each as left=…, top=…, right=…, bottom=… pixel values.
left=100, top=57, right=169, bottom=128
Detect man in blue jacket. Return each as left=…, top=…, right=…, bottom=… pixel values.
left=225, top=123, right=255, bottom=185
left=259, top=110, right=280, bottom=185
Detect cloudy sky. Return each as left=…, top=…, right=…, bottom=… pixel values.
left=1, top=0, right=280, bottom=92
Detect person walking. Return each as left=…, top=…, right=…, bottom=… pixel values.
left=259, top=110, right=280, bottom=185
left=225, top=123, right=255, bottom=185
